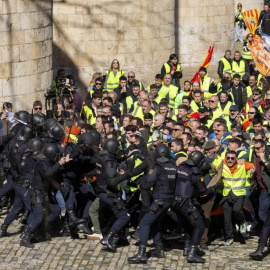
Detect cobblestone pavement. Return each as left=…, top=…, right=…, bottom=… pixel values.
left=0, top=213, right=269, bottom=270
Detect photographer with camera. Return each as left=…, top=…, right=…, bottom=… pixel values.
left=0, top=102, right=13, bottom=137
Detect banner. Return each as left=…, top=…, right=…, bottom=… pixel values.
left=243, top=9, right=260, bottom=34
left=191, top=46, right=214, bottom=83
left=248, top=32, right=270, bottom=77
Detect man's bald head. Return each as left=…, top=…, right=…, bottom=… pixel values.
left=154, top=114, right=165, bottom=128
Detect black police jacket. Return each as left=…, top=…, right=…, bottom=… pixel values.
left=175, top=162, right=207, bottom=198
left=140, top=158, right=177, bottom=199
left=95, top=150, right=129, bottom=196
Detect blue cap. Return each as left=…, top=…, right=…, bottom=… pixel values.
left=229, top=105, right=239, bottom=111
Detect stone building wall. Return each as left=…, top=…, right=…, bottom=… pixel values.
left=0, top=0, right=53, bottom=111
left=177, top=0, right=235, bottom=82
left=53, top=0, right=175, bottom=96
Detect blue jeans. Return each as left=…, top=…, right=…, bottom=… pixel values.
left=259, top=189, right=270, bottom=223
left=56, top=190, right=66, bottom=212
left=235, top=24, right=243, bottom=41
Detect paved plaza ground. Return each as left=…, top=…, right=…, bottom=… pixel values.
left=0, top=212, right=269, bottom=270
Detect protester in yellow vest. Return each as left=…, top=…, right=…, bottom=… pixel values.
left=130, top=91, right=148, bottom=120
left=199, top=67, right=214, bottom=98
left=218, top=91, right=234, bottom=117
left=218, top=50, right=232, bottom=80
left=231, top=51, right=250, bottom=80
left=246, top=75, right=261, bottom=98
left=220, top=151, right=255, bottom=246
left=161, top=53, right=182, bottom=88
left=81, top=91, right=102, bottom=125
left=158, top=74, right=178, bottom=110
left=104, top=59, right=125, bottom=92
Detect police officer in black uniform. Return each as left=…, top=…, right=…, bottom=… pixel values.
left=174, top=151, right=222, bottom=263
left=0, top=126, right=33, bottom=238
left=96, top=138, right=132, bottom=252
left=127, top=144, right=177, bottom=264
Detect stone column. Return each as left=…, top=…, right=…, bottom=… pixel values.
left=53, top=0, right=175, bottom=94
left=0, top=0, right=53, bottom=111
left=177, top=0, right=235, bottom=81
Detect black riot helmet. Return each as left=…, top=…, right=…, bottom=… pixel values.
left=30, top=114, right=45, bottom=128
left=50, top=123, right=65, bottom=141
left=44, top=118, right=57, bottom=132
left=89, top=130, right=101, bottom=146
left=28, top=138, right=43, bottom=152
left=155, top=143, right=171, bottom=159
left=20, top=126, right=33, bottom=141
left=188, top=151, right=205, bottom=168
left=103, top=139, right=119, bottom=155
left=17, top=110, right=29, bottom=123
left=43, top=143, right=61, bottom=163
left=77, top=132, right=94, bottom=148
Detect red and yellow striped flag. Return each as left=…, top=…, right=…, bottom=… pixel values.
left=243, top=9, right=260, bottom=34
left=191, top=46, right=214, bottom=83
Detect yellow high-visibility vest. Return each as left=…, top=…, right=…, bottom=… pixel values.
left=222, top=163, right=247, bottom=196
left=232, top=60, right=246, bottom=79
left=164, top=63, right=181, bottom=74
left=220, top=58, right=232, bottom=75
left=158, top=84, right=178, bottom=109
left=83, top=106, right=96, bottom=125
left=200, top=75, right=213, bottom=98
left=104, top=69, right=125, bottom=92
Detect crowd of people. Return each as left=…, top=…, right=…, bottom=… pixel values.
left=1, top=3, right=270, bottom=265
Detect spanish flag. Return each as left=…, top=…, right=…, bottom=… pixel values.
left=243, top=9, right=260, bottom=34
left=191, top=46, right=214, bottom=83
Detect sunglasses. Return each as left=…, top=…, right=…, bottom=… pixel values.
left=254, top=146, right=263, bottom=150
left=248, top=112, right=255, bottom=114
left=34, top=107, right=42, bottom=111
left=226, top=157, right=235, bottom=160
left=253, top=93, right=260, bottom=96
left=96, top=83, right=102, bottom=85
left=173, top=129, right=181, bottom=132
left=128, top=76, right=134, bottom=78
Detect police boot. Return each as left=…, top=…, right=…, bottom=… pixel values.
left=62, top=222, right=71, bottom=237
left=150, top=244, right=165, bottom=258
left=183, top=240, right=191, bottom=256
left=0, top=224, right=8, bottom=237
left=249, top=243, right=264, bottom=261
left=100, top=230, right=117, bottom=252
left=111, top=234, right=119, bottom=250
left=20, top=231, right=34, bottom=248
left=19, top=210, right=30, bottom=224
left=187, top=245, right=206, bottom=263
left=66, top=210, right=85, bottom=227
left=127, top=245, right=148, bottom=264
left=77, top=222, right=93, bottom=235
left=20, top=225, right=29, bottom=239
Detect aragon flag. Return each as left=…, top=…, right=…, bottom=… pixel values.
left=243, top=9, right=260, bottom=34
left=191, top=46, right=214, bottom=84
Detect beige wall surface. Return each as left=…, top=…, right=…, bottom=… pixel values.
left=53, top=0, right=175, bottom=96
left=0, top=0, right=53, bottom=111
left=177, top=0, right=235, bottom=82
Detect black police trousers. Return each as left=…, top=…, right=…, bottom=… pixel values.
left=4, top=184, right=31, bottom=225
left=174, top=200, right=205, bottom=245
left=139, top=200, right=171, bottom=246
left=98, top=193, right=130, bottom=233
